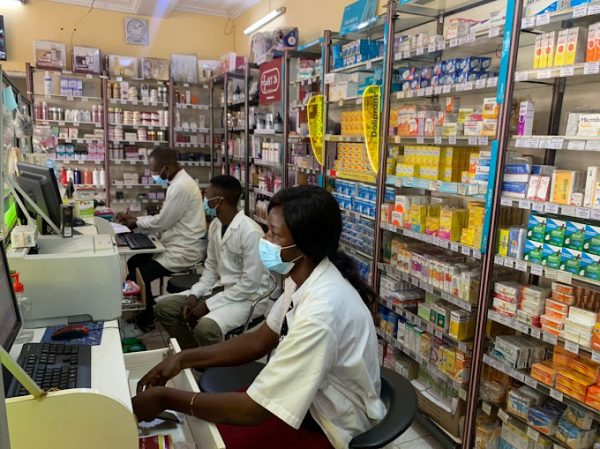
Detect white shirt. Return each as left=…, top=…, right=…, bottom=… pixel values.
left=136, top=169, right=207, bottom=272
left=183, top=211, right=272, bottom=334
left=246, top=258, right=386, bottom=449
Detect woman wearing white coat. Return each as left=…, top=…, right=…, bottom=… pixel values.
left=133, top=186, right=385, bottom=449
left=154, top=175, right=272, bottom=348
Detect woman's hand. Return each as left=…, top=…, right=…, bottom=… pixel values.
left=137, top=353, right=183, bottom=393
left=132, top=386, right=167, bottom=422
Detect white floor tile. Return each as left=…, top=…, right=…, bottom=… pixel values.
left=394, top=421, right=431, bottom=445
left=397, top=435, right=445, bottom=449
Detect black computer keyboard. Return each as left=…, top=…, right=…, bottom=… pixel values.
left=122, top=233, right=156, bottom=250
left=7, top=343, right=91, bottom=398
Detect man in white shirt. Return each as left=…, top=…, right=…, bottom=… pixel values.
left=118, top=147, right=207, bottom=330
left=154, top=175, right=271, bottom=348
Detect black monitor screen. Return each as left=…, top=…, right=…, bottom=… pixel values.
left=0, top=242, right=20, bottom=350
left=0, top=16, right=6, bottom=62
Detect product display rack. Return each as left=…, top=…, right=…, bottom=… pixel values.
left=469, top=0, right=600, bottom=446
left=284, top=37, right=327, bottom=189
left=26, top=64, right=109, bottom=205
left=171, top=79, right=217, bottom=186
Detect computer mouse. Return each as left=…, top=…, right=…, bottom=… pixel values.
left=72, top=217, right=86, bottom=227
left=51, top=324, right=89, bottom=341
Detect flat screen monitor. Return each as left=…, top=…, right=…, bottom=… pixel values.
left=0, top=242, right=20, bottom=351
left=16, top=163, right=62, bottom=235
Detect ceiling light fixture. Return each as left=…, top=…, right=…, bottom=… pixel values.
left=243, top=7, right=286, bottom=35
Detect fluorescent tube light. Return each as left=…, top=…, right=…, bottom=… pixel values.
left=243, top=7, right=286, bottom=35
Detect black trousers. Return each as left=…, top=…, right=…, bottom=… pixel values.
left=127, top=253, right=172, bottom=316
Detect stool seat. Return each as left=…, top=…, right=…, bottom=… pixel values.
left=199, top=361, right=265, bottom=393
left=166, top=273, right=201, bottom=294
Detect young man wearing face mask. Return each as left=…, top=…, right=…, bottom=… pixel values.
left=118, top=147, right=207, bottom=330
left=153, top=175, right=272, bottom=348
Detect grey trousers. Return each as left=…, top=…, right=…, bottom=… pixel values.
left=154, top=294, right=224, bottom=349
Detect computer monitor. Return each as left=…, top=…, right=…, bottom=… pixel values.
left=16, top=163, right=62, bottom=235
left=0, top=241, right=20, bottom=351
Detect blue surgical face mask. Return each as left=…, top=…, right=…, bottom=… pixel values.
left=152, top=167, right=169, bottom=187
left=259, top=238, right=302, bottom=275
left=204, top=196, right=222, bottom=218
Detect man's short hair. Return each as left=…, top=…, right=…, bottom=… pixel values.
left=209, top=175, right=243, bottom=205
left=149, top=146, right=178, bottom=166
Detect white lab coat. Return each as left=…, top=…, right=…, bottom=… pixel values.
left=247, top=258, right=386, bottom=449
left=136, top=169, right=207, bottom=273
left=183, top=210, right=272, bottom=334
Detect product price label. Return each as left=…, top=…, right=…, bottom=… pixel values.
left=545, top=268, right=558, bottom=279
left=532, top=202, right=545, bottom=212
left=417, top=137, right=424, bottom=144
left=576, top=207, right=591, bottom=219
left=543, top=332, right=559, bottom=345
left=462, top=246, right=471, bottom=256
left=482, top=402, right=492, bottom=415
left=584, top=61, right=600, bottom=75
left=365, top=61, right=373, bottom=70
left=443, top=85, right=452, bottom=94
left=455, top=83, right=464, bottom=92
left=589, top=4, right=600, bottom=15
left=531, top=265, right=544, bottom=276
left=515, top=137, right=526, bottom=148
left=406, top=90, right=414, bottom=98
left=560, top=66, right=575, bottom=77
left=501, top=197, right=513, bottom=206
left=428, top=43, right=437, bottom=53
left=522, top=16, right=536, bottom=28
left=527, top=427, right=540, bottom=442
left=498, top=409, right=510, bottom=423
left=476, top=79, right=487, bottom=90
left=416, top=47, right=424, bottom=56
left=467, top=32, right=476, bottom=43
left=489, top=27, right=501, bottom=38
left=536, top=13, right=551, bottom=26
left=516, top=322, right=530, bottom=334
left=586, top=139, right=600, bottom=151
left=592, top=351, right=600, bottom=363
left=556, top=271, right=573, bottom=284
left=539, top=137, right=552, bottom=148
left=515, top=71, right=529, bottom=82
left=565, top=340, right=580, bottom=355
left=435, top=86, right=442, bottom=95
left=550, top=389, right=564, bottom=401
left=544, top=203, right=560, bottom=214
left=459, top=388, right=467, bottom=401
left=451, top=242, right=460, bottom=252
left=449, top=136, right=457, bottom=145
left=464, top=81, right=474, bottom=91
left=434, top=136, right=442, bottom=145
left=468, top=136, right=478, bottom=145
left=516, top=261, right=529, bottom=273
left=514, top=371, right=526, bottom=383
left=531, top=328, right=542, bottom=339
left=459, top=36, right=467, bottom=46
left=592, top=209, right=600, bottom=221
left=526, top=137, right=540, bottom=148
left=488, top=77, right=498, bottom=87
left=403, top=51, right=412, bottom=60
left=450, top=38, right=458, bottom=47
left=537, top=69, right=553, bottom=79
left=573, top=4, right=588, bottom=17
left=495, top=255, right=504, bottom=265
left=425, top=87, right=433, bottom=96
left=550, top=137, right=564, bottom=149
left=437, top=41, right=446, bottom=51
left=394, top=53, right=403, bottom=61
left=567, top=139, right=586, bottom=150
left=561, top=205, right=574, bottom=216
left=518, top=200, right=532, bottom=209
left=479, top=137, right=489, bottom=146
left=504, top=258, right=515, bottom=268
left=473, top=249, right=482, bottom=259
left=396, top=91, right=405, bottom=99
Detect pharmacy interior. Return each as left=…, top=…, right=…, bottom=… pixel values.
left=2, top=0, right=600, bottom=447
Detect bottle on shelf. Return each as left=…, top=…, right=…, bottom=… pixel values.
left=59, top=167, right=67, bottom=185
left=274, top=113, right=283, bottom=133
left=175, top=89, right=181, bottom=103
left=92, top=169, right=100, bottom=186
left=11, top=272, right=31, bottom=325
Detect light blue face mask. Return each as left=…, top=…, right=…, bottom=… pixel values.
left=152, top=167, right=169, bottom=187
left=258, top=238, right=302, bottom=275
left=204, top=196, right=222, bottom=218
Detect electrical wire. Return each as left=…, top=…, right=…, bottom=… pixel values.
left=70, top=0, right=97, bottom=49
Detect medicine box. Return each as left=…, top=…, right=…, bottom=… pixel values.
left=564, top=221, right=585, bottom=251
left=545, top=218, right=566, bottom=246
left=527, top=215, right=547, bottom=243
left=542, top=243, right=563, bottom=269
left=583, top=224, right=600, bottom=255
left=580, top=252, right=600, bottom=279
left=524, top=239, right=544, bottom=264
left=577, top=114, right=600, bottom=137
left=560, top=248, right=582, bottom=274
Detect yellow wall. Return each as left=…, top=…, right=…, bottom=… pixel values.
left=233, top=0, right=386, bottom=55
left=0, top=0, right=234, bottom=73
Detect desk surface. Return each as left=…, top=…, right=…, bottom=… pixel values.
left=10, top=320, right=132, bottom=412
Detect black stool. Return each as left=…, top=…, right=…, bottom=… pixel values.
left=166, top=273, right=201, bottom=294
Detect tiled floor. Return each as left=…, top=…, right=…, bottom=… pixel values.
left=134, top=326, right=446, bottom=449
left=385, top=421, right=445, bottom=449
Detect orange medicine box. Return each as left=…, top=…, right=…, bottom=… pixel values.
left=586, top=22, right=600, bottom=63
left=555, top=369, right=595, bottom=402
left=531, top=361, right=558, bottom=386
left=571, top=357, right=600, bottom=382
left=585, top=385, right=600, bottom=410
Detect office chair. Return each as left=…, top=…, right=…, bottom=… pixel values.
left=223, top=273, right=283, bottom=340
left=165, top=263, right=204, bottom=294
left=200, top=366, right=416, bottom=449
